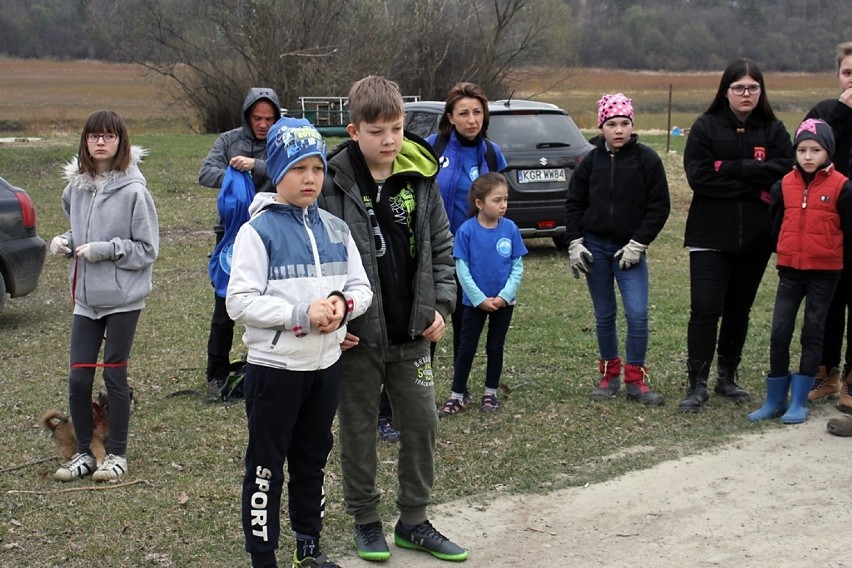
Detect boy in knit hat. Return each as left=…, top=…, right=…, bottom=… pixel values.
left=226, top=117, right=373, bottom=568
left=565, top=92, right=670, bottom=406
left=749, top=118, right=852, bottom=425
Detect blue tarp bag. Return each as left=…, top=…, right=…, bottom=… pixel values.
left=208, top=166, right=254, bottom=297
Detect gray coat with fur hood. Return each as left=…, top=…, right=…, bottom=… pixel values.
left=59, top=146, right=159, bottom=319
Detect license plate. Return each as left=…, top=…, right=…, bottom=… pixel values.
left=517, top=168, right=566, bottom=184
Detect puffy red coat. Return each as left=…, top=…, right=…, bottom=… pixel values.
left=774, top=166, right=847, bottom=270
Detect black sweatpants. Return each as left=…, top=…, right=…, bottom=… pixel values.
left=241, top=360, right=342, bottom=556
left=207, top=293, right=235, bottom=382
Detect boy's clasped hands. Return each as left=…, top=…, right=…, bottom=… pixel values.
left=307, top=295, right=347, bottom=333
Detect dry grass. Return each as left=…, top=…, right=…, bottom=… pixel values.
left=0, top=58, right=832, bottom=567
left=507, top=66, right=839, bottom=130
left=0, top=57, right=194, bottom=135
left=0, top=58, right=840, bottom=136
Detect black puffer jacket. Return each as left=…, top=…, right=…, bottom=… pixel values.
left=565, top=134, right=670, bottom=246
left=805, top=98, right=852, bottom=176
left=683, top=106, right=793, bottom=253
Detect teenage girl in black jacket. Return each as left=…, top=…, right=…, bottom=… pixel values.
left=679, top=58, right=794, bottom=412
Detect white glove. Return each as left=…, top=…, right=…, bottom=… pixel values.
left=614, top=240, right=647, bottom=270
left=75, top=241, right=113, bottom=262
left=568, top=238, right=593, bottom=278
left=50, top=236, right=71, bottom=256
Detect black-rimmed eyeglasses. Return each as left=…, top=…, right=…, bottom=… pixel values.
left=729, top=84, right=761, bottom=96
left=86, top=133, right=117, bottom=143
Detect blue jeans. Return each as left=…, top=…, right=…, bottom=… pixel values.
left=770, top=268, right=839, bottom=377
left=583, top=234, right=649, bottom=365
left=451, top=304, right=515, bottom=393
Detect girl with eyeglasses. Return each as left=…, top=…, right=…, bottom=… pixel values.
left=49, top=110, right=159, bottom=483
left=678, top=58, right=794, bottom=412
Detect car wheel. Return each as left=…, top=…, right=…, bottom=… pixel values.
left=0, top=270, right=6, bottom=313
left=552, top=234, right=568, bottom=250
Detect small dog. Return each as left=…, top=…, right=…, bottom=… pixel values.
left=42, top=388, right=136, bottom=467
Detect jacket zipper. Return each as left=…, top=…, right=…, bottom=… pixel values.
left=80, top=185, right=100, bottom=304
left=303, top=207, right=330, bottom=358
left=608, top=153, right=616, bottom=221
left=407, top=182, right=426, bottom=339
left=343, top=177, right=390, bottom=346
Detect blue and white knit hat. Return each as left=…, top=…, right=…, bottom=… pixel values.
left=266, top=117, right=327, bottom=186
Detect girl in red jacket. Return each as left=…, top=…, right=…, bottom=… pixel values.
left=749, top=119, right=852, bottom=424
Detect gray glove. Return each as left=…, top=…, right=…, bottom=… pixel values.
left=614, top=239, right=647, bottom=270
left=75, top=241, right=114, bottom=263
left=49, top=235, right=71, bottom=256
left=568, top=238, right=593, bottom=278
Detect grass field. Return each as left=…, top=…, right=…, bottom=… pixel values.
left=0, top=57, right=840, bottom=135
left=0, top=58, right=829, bottom=566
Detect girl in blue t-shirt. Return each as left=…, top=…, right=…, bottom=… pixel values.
left=440, top=172, right=527, bottom=415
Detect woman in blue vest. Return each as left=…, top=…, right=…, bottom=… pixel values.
left=427, top=83, right=508, bottom=395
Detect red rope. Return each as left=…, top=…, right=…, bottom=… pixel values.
left=71, top=362, right=128, bottom=369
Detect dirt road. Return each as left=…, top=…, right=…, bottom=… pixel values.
left=340, top=404, right=850, bottom=567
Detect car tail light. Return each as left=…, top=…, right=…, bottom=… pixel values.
left=536, top=220, right=558, bottom=230
left=15, top=190, right=37, bottom=228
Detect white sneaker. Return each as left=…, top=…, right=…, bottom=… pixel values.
left=92, top=454, right=128, bottom=482
left=55, top=452, right=96, bottom=482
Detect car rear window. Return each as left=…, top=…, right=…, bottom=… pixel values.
left=406, top=111, right=438, bottom=140
left=487, top=113, right=588, bottom=152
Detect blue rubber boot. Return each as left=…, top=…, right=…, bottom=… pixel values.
left=780, top=374, right=815, bottom=424
left=747, top=375, right=790, bottom=422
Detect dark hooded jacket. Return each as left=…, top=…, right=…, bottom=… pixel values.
left=318, top=133, right=456, bottom=347
left=683, top=106, right=793, bottom=253
left=198, top=88, right=282, bottom=234
left=805, top=98, right=852, bottom=177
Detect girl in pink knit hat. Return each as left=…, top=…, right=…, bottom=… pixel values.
left=565, top=93, right=671, bottom=406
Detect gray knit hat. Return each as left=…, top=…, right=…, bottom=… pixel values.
left=794, top=118, right=835, bottom=157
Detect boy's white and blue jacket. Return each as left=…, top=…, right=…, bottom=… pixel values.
left=226, top=192, right=372, bottom=371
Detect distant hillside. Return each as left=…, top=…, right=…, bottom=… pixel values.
left=1, top=0, right=850, bottom=72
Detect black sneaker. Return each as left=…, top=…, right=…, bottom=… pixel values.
left=354, top=521, right=391, bottom=561
left=208, top=377, right=226, bottom=398
left=291, top=549, right=340, bottom=568
left=393, top=520, right=468, bottom=561
left=377, top=417, right=400, bottom=443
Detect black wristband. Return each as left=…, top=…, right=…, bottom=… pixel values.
left=327, top=291, right=350, bottom=328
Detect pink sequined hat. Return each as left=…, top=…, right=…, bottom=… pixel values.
left=597, top=93, right=634, bottom=127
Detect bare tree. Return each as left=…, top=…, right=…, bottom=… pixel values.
left=92, top=0, right=356, bottom=132
left=88, top=0, right=575, bottom=130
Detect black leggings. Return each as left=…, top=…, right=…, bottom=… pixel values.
left=68, top=310, right=140, bottom=456
left=687, top=250, right=771, bottom=364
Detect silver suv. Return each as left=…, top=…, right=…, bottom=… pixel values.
left=404, top=99, right=593, bottom=248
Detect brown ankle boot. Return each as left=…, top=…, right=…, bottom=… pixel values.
left=589, top=357, right=622, bottom=400
left=809, top=366, right=841, bottom=402
left=837, top=370, right=852, bottom=414
left=827, top=414, right=852, bottom=436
